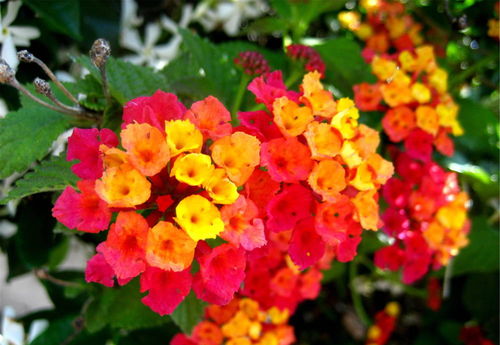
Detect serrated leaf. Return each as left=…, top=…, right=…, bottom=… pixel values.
left=178, top=29, right=240, bottom=105
left=85, top=280, right=169, bottom=333
left=0, top=106, right=71, bottom=179
left=77, top=56, right=168, bottom=104
left=315, top=38, right=376, bottom=97
left=1, top=156, right=77, bottom=204
left=451, top=217, right=499, bottom=277
left=170, top=291, right=207, bottom=334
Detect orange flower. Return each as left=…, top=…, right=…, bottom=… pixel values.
left=303, top=121, right=343, bottom=159
left=192, top=321, right=223, bottom=345
left=300, top=71, right=336, bottom=118
left=211, top=132, right=261, bottom=186
left=308, top=159, right=346, bottom=200
left=95, top=164, right=151, bottom=208
left=354, top=124, right=380, bottom=158
left=146, top=221, right=196, bottom=272
left=352, top=189, right=379, bottom=230
left=382, top=106, right=416, bottom=142
left=121, top=123, right=170, bottom=176
left=273, top=96, right=314, bottom=137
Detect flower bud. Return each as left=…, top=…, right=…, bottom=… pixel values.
left=17, top=50, right=34, bottom=63
left=33, top=77, right=52, bottom=96
left=0, top=59, right=15, bottom=84
left=90, top=39, right=111, bottom=68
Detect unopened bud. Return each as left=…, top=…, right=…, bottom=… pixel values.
left=0, top=59, right=15, bottom=84
left=17, top=50, right=34, bottom=63
left=90, top=39, right=111, bottom=68
left=34, top=77, right=52, bottom=96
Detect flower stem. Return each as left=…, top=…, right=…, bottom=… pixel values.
left=230, top=73, right=250, bottom=125
left=349, top=257, right=371, bottom=326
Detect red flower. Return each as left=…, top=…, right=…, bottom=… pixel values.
left=85, top=253, right=114, bottom=287
left=52, top=180, right=111, bottom=233
left=289, top=218, right=326, bottom=270
left=404, top=128, right=434, bottom=162
left=238, top=110, right=281, bottom=142
left=353, top=82, right=382, bottom=111
left=193, top=243, right=246, bottom=305
left=266, top=184, right=313, bottom=232
left=99, top=211, right=149, bottom=280
left=67, top=128, right=118, bottom=179
left=122, top=90, right=186, bottom=131
left=140, top=266, right=192, bottom=315
left=374, top=244, right=404, bottom=271
left=248, top=71, right=300, bottom=111
left=261, top=137, right=314, bottom=183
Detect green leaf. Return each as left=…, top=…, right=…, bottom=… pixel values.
left=246, top=17, right=288, bottom=35
left=315, top=38, right=376, bottom=97
left=451, top=217, right=499, bottom=276
left=178, top=29, right=240, bottom=105
left=30, top=316, right=76, bottom=345
left=85, top=280, right=169, bottom=333
left=0, top=106, right=71, bottom=179
left=170, top=291, right=207, bottom=334
left=462, top=272, right=499, bottom=323
left=23, top=0, right=81, bottom=40
left=456, top=98, right=498, bottom=157
left=13, top=194, right=59, bottom=269
left=77, top=56, right=168, bottom=105
left=1, top=156, right=77, bottom=204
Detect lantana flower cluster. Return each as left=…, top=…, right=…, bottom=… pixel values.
left=338, top=0, right=424, bottom=56
left=53, top=90, right=263, bottom=315
left=343, top=1, right=471, bottom=285
left=356, top=46, right=463, bottom=158
left=171, top=297, right=295, bottom=345
left=342, top=1, right=463, bottom=158
left=374, top=149, right=470, bottom=284
left=239, top=70, right=394, bottom=270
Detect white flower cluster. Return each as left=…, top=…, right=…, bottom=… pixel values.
left=120, top=0, right=268, bottom=69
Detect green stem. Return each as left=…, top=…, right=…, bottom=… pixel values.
left=231, top=73, right=251, bottom=125
left=449, top=54, right=498, bottom=91
left=284, top=68, right=303, bottom=88
left=349, top=258, right=371, bottom=326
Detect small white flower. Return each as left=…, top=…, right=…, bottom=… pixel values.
left=0, top=1, right=40, bottom=69
left=0, top=306, right=48, bottom=345
left=194, top=0, right=268, bottom=36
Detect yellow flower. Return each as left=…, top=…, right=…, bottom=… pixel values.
left=371, top=56, right=398, bottom=81
left=171, top=153, right=214, bottom=186
left=429, top=68, right=448, bottom=94
left=411, top=82, right=431, bottom=104
left=203, top=168, right=239, bottom=204
left=165, top=119, right=203, bottom=156
left=175, top=195, right=224, bottom=241
left=331, top=98, right=359, bottom=140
